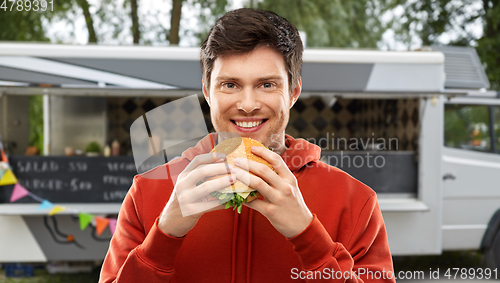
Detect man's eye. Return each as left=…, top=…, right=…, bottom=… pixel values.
left=225, top=83, right=236, bottom=89
left=263, top=82, right=273, bottom=88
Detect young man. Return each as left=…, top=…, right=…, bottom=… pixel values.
left=100, top=9, right=395, bottom=282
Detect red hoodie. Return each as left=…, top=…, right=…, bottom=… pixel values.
left=100, top=134, right=395, bottom=282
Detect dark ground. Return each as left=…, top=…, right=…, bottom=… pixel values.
left=0, top=250, right=490, bottom=282
left=393, top=250, right=487, bottom=272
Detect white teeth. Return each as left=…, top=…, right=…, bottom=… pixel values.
left=235, top=120, right=263, bottom=128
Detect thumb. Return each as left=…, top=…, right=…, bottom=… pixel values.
left=244, top=198, right=269, bottom=216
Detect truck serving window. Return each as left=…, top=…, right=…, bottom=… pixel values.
left=444, top=104, right=491, bottom=152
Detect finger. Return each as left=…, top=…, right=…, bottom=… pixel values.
left=244, top=198, right=272, bottom=217
left=184, top=152, right=226, bottom=174
left=184, top=162, right=233, bottom=187
left=250, top=146, right=283, bottom=168
left=230, top=167, right=278, bottom=202
left=250, top=146, right=295, bottom=183
left=179, top=199, right=225, bottom=217
left=234, top=157, right=282, bottom=189
left=250, top=146, right=290, bottom=175
left=184, top=174, right=236, bottom=202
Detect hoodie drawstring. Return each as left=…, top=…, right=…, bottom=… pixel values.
left=246, top=209, right=253, bottom=283
left=230, top=207, right=253, bottom=283
left=231, top=210, right=239, bottom=283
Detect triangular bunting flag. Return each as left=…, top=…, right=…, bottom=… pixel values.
left=79, top=212, right=94, bottom=231
left=1, top=149, right=7, bottom=163
left=49, top=205, right=66, bottom=216
left=95, top=217, right=110, bottom=236
left=10, top=183, right=29, bottom=202
left=0, top=161, right=10, bottom=180
left=108, top=219, right=117, bottom=235
left=37, top=200, right=54, bottom=210
left=0, top=169, right=18, bottom=186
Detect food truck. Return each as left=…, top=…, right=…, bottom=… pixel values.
left=0, top=43, right=499, bottom=269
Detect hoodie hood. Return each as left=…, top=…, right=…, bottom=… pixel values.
left=181, top=133, right=321, bottom=172
left=282, top=135, right=321, bottom=172
left=181, top=133, right=217, bottom=161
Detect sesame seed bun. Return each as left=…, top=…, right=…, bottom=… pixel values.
left=210, top=137, right=273, bottom=198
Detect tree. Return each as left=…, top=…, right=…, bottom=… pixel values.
left=94, top=0, right=128, bottom=44
left=256, top=0, right=390, bottom=48
left=0, top=0, right=75, bottom=42
left=387, top=0, right=500, bottom=89
left=0, top=11, right=48, bottom=41
left=386, top=0, right=483, bottom=47
left=169, top=0, right=183, bottom=45
left=476, top=0, right=500, bottom=90
left=195, top=0, right=230, bottom=43
left=130, top=0, right=141, bottom=44
left=76, top=0, right=98, bottom=43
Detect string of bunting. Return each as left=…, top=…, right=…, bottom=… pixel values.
left=0, top=143, right=117, bottom=236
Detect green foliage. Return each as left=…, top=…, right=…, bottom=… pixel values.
left=0, top=0, right=73, bottom=42
left=476, top=1, right=500, bottom=90
left=95, top=0, right=126, bottom=43
left=209, top=191, right=258, bottom=214
left=84, top=141, right=101, bottom=153
left=477, top=35, right=500, bottom=90
left=194, top=0, right=230, bottom=44
left=387, top=0, right=500, bottom=90
left=444, top=104, right=491, bottom=151
left=28, top=95, right=44, bottom=155
left=386, top=0, right=483, bottom=47
left=256, top=0, right=389, bottom=48
left=2, top=0, right=498, bottom=88
left=0, top=11, right=48, bottom=41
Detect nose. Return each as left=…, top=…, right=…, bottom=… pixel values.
left=236, top=89, right=261, bottom=113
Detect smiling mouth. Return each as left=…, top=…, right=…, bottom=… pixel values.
left=232, top=119, right=267, bottom=128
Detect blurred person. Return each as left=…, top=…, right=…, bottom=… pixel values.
left=100, top=8, right=395, bottom=282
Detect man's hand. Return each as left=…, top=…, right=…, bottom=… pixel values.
left=231, top=146, right=313, bottom=238
left=158, top=152, right=235, bottom=237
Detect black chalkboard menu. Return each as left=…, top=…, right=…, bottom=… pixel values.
left=0, top=156, right=138, bottom=203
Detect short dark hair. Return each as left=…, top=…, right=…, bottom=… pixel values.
left=200, top=8, right=303, bottom=93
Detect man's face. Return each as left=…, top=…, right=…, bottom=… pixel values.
left=203, top=46, right=301, bottom=152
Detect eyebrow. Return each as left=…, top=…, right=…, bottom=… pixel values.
left=214, top=75, right=284, bottom=83
left=258, top=76, right=284, bottom=82
left=214, top=76, right=239, bottom=82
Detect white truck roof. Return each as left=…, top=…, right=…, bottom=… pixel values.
left=0, top=43, right=448, bottom=94
left=0, top=43, right=491, bottom=97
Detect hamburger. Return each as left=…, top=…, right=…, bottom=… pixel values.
left=207, top=137, right=274, bottom=213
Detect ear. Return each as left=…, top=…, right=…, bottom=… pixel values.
left=290, top=76, right=302, bottom=108
left=202, top=79, right=210, bottom=107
